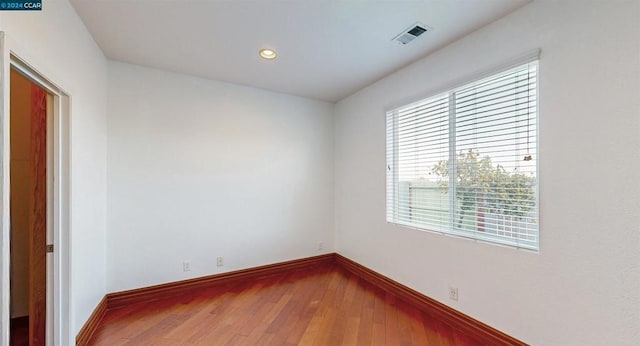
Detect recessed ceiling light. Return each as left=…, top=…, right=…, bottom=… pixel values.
left=259, top=48, right=277, bottom=60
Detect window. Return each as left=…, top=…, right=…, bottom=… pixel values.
left=386, top=60, right=538, bottom=250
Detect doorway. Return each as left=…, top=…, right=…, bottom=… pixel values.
left=1, top=40, right=72, bottom=345
left=9, top=68, right=50, bottom=346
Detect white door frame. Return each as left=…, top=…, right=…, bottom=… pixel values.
left=0, top=32, right=71, bottom=346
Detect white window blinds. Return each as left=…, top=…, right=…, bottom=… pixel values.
left=386, top=60, right=538, bottom=250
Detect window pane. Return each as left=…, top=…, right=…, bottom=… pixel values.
left=452, top=63, right=537, bottom=248
left=388, top=93, right=450, bottom=231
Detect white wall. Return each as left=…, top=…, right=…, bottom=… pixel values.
left=334, top=1, right=640, bottom=345
left=107, top=62, right=334, bottom=292
left=0, top=0, right=108, bottom=340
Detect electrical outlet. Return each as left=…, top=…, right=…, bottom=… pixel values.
left=216, top=256, right=224, bottom=267
left=183, top=261, right=191, bottom=272
left=448, top=285, right=458, bottom=301
left=318, top=242, right=324, bottom=251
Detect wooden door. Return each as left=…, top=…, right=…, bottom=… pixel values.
left=29, top=83, right=46, bottom=346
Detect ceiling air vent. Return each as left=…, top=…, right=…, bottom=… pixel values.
left=393, top=23, right=430, bottom=45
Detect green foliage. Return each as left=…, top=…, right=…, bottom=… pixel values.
left=431, top=149, right=535, bottom=228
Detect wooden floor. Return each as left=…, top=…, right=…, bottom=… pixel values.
left=90, top=264, right=477, bottom=345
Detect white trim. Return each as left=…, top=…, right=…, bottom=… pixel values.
left=0, top=31, right=11, bottom=346
left=46, top=92, right=54, bottom=346
left=0, top=33, right=72, bottom=346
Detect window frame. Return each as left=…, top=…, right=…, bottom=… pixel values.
left=385, top=52, right=540, bottom=251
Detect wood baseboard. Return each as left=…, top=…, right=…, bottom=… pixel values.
left=335, top=254, right=526, bottom=345
left=76, top=252, right=524, bottom=345
left=106, top=253, right=335, bottom=310
left=75, top=296, right=107, bottom=346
